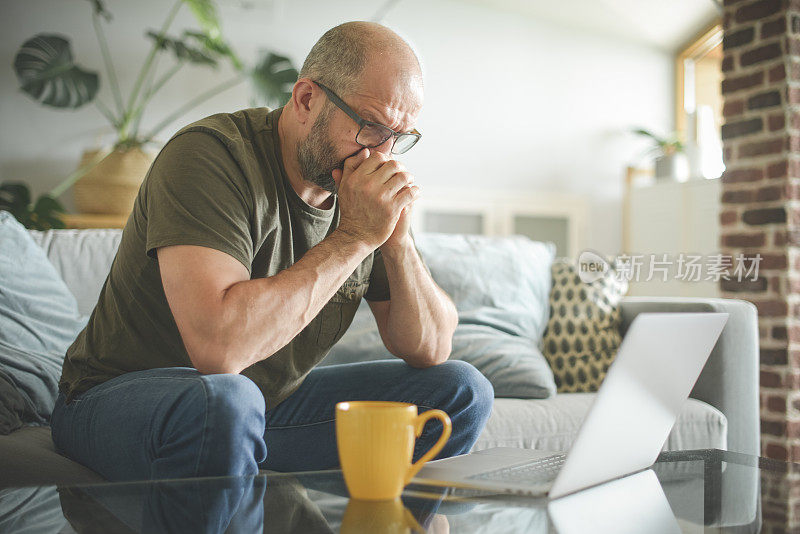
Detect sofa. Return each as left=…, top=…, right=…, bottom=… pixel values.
left=0, top=225, right=760, bottom=488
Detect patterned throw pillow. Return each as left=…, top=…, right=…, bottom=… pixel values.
left=542, top=258, right=628, bottom=393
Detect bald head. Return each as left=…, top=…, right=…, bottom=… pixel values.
left=299, top=21, right=422, bottom=97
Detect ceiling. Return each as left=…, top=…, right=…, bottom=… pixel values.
left=455, top=0, right=722, bottom=53
left=219, top=0, right=722, bottom=53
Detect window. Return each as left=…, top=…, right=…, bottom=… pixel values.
left=676, top=21, right=724, bottom=179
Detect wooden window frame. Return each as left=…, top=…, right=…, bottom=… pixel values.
left=675, top=21, right=723, bottom=139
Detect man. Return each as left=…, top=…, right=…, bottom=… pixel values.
left=50, top=21, right=494, bottom=482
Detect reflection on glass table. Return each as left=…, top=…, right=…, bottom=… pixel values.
left=0, top=449, right=787, bottom=533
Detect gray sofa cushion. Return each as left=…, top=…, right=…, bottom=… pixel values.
left=0, top=212, right=90, bottom=434
left=0, top=211, right=87, bottom=353
left=419, top=233, right=556, bottom=398
left=0, top=340, right=63, bottom=433
left=322, top=234, right=558, bottom=398
left=28, top=228, right=122, bottom=316
left=321, top=304, right=557, bottom=399
left=472, top=394, right=727, bottom=453
left=0, top=426, right=104, bottom=487
left=415, top=233, right=555, bottom=341
left=0, top=375, right=33, bottom=435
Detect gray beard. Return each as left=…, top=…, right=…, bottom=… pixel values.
left=297, top=108, right=340, bottom=194
left=306, top=147, right=366, bottom=194
left=310, top=168, right=338, bottom=193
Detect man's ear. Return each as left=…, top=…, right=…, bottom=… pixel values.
left=289, top=78, right=317, bottom=126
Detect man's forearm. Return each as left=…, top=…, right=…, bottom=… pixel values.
left=381, top=238, right=458, bottom=367
left=204, top=229, right=372, bottom=374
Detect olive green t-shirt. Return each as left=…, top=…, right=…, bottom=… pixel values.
left=59, top=107, right=391, bottom=409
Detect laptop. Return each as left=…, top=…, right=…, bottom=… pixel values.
left=413, top=312, right=729, bottom=499
left=547, top=468, right=681, bottom=534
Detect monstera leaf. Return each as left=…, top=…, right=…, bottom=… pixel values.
left=0, top=182, right=65, bottom=230
left=252, top=52, right=298, bottom=108
left=146, top=31, right=218, bottom=66
left=183, top=30, right=242, bottom=70
left=182, top=0, right=222, bottom=46
left=181, top=0, right=242, bottom=70
left=13, top=34, right=99, bottom=109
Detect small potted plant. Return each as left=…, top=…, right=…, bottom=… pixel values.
left=10, top=0, right=297, bottom=222
left=632, top=128, right=689, bottom=182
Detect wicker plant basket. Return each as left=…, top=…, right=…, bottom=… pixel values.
left=73, top=147, right=156, bottom=215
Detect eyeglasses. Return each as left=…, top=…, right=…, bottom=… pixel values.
left=314, top=81, right=421, bottom=155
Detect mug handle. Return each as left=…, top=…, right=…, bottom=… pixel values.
left=404, top=409, right=452, bottom=485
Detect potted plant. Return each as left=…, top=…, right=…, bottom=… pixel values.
left=10, top=0, right=298, bottom=222
left=632, top=128, right=689, bottom=182
left=0, top=183, right=66, bottom=231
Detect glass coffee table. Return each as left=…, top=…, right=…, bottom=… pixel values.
left=0, top=448, right=790, bottom=533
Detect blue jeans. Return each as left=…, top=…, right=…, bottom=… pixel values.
left=50, top=360, right=494, bottom=482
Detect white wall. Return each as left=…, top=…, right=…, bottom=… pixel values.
left=0, top=0, right=675, bottom=255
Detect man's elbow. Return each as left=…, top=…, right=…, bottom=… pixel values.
left=188, top=330, right=280, bottom=375
left=402, top=340, right=452, bottom=368
left=187, top=333, right=245, bottom=375
left=190, top=350, right=242, bottom=375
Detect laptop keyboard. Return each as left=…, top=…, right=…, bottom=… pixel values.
left=467, top=453, right=567, bottom=484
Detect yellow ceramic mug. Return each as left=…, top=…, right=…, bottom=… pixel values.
left=336, top=401, right=452, bottom=501
left=340, top=498, right=425, bottom=534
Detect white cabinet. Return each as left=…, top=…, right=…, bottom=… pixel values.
left=410, top=187, right=588, bottom=259
left=623, top=175, right=721, bottom=297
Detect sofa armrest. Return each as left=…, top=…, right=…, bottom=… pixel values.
left=619, top=297, right=759, bottom=457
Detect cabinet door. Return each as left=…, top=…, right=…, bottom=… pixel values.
left=626, top=179, right=721, bottom=298
left=628, top=182, right=684, bottom=256
left=512, top=215, right=570, bottom=258
left=686, top=179, right=721, bottom=255
left=422, top=212, right=485, bottom=235
left=411, top=188, right=586, bottom=258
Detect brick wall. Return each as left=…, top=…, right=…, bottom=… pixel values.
left=721, top=1, right=800, bottom=531
left=721, top=1, right=800, bottom=530
left=721, top=0, right=799, bottom=464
